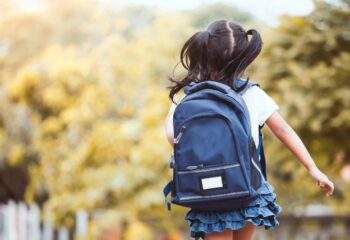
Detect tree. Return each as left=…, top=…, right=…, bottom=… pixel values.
left=255, top=0, right=350, bottom=212
left=0, top=0, right=196, bottom=235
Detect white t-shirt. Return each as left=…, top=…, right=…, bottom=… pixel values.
left=241, top=85, right=280, bottom=149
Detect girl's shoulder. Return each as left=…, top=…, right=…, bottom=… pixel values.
left=242, top=84, right=276, bottom=102
left=241, top=84, right=260, bottom=102
left=242, top=84, right=280, bottom=125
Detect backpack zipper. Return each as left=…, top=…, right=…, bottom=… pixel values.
left=185, top=164, right=204, bottom=170
left=251, top=157, right=265, bottom=179
left=179, top=190, right=250, bottom=201
left=174, top=126, right=186, bottom=144
left=177, top=163, right=240, bottom=174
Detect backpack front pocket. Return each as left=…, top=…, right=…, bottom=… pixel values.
left=174, top=113, right=243, bottom=170
left=175, top=163, right=250, bottom=202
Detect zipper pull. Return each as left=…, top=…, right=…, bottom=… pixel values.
left=174, top=126, right=186, bottom=144
left=186, top=164, right=204, bottom=170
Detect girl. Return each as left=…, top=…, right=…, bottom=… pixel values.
left=164, top=19, right=334, bottom=240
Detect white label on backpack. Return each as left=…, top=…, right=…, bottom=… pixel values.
left=201, top=176, right=223, bottom=190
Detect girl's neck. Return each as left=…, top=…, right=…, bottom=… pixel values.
left=210, top=71, right=217, bottom=80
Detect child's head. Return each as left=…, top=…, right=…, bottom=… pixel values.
left=168, top=19, right=263, bottom=103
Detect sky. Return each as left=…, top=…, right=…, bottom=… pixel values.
left=17, top=0, right=316, bottom=27
left=121, top=0, right=315, bottom=26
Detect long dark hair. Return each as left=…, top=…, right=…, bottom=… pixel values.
left=167, top=19, right=263, bottom=104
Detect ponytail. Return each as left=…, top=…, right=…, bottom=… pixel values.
left=216, top=28, right=263, bottom=91
left=169, top=30, right=211, bottom=104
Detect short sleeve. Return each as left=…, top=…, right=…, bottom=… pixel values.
left=254, top=87, right=280, bottom=127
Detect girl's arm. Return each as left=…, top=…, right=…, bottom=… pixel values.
left=266, top=111, right=335, bottom=197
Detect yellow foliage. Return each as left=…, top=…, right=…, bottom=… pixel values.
left=124, top=221, right=153, bottom=240
left=42, top=86, right=71, bottom=111
left=8, top=70, right=39, bottom=102
left=41, top=117, right=63, bottom=135
left=8, top=144, right=25, bottom=166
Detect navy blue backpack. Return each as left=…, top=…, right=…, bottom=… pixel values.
left=163, top=79, right=268, bottom=211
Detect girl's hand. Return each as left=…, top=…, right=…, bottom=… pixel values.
left=307, top=166, right=335, bottom=197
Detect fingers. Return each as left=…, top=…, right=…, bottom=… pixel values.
left=316, top=180, right=321, bottom=187
left=316, top=179, right=334, bottom=197
left=326, top=180, right=335, bottom=197
left=310, top=168, right=334, bottom=197
left=316, top=180, right=325, bottom=188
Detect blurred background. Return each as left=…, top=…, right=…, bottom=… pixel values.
left=0, top=0, right=349, bottom=239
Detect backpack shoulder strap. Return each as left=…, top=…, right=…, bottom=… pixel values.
left=236, top=79, right=268, bottom=180
left=235, top=79, right=260, bottom=96
left=258, top=125, right=267, bottom=181
left=163, top=180, right=173, bottom=211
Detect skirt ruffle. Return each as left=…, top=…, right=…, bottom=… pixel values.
left=183, top=180, right=282, bottom=239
